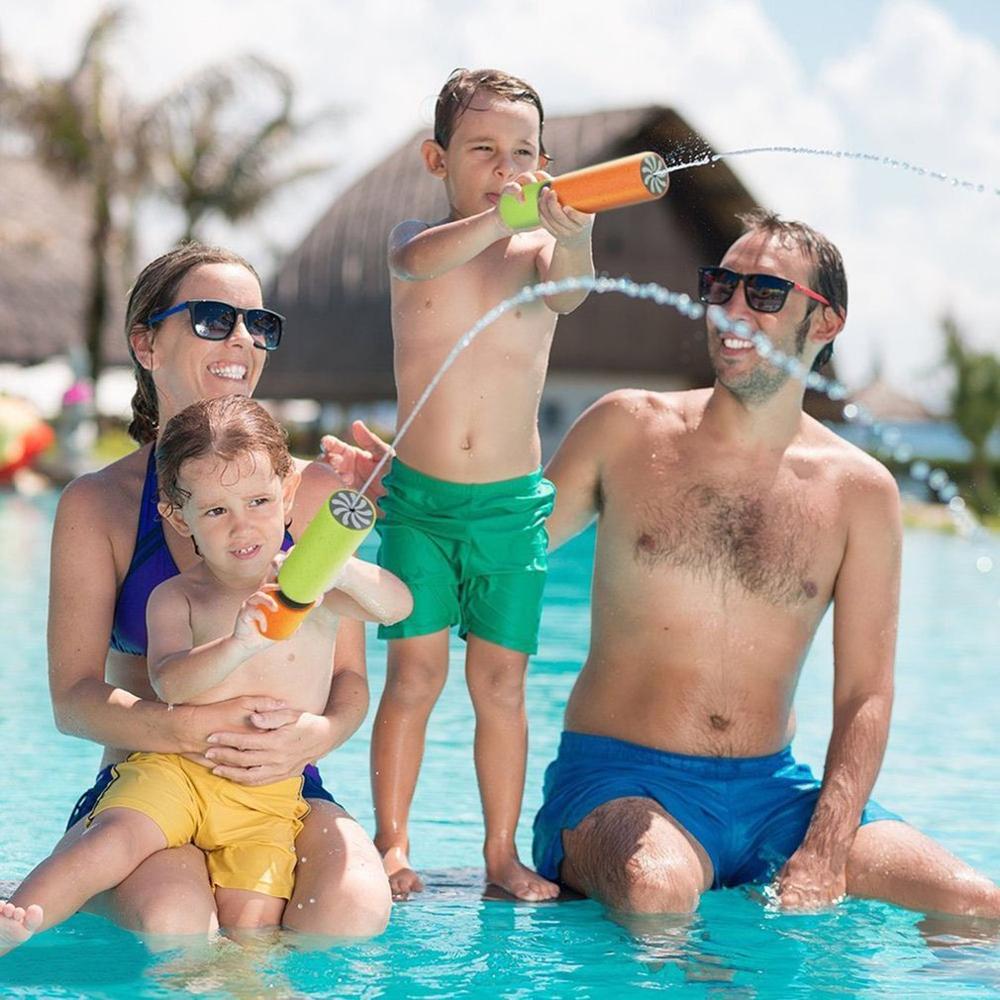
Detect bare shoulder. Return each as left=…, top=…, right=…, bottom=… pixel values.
left=804, top=417, right=900, bottom=511
left=588, top=387, right=694, bottom=432
left=148, top=571, right=189, bottom=611
left=388, top=218, right=432, bottom=249
left=55, top=447, right=146, bottom=535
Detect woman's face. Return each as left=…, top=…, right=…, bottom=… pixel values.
left=140, top=263, right=269, bottom=419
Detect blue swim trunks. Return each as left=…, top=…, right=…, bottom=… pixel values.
left=66, top=762, right=340, bottom=831
left=532, top=731, right=902, bottom=888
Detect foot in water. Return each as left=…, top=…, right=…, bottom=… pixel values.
left=0, top=901, right=44, bottom=956
left=485, top=855, right=560, bottom=902
left=381, top=846, right=424, bottom=901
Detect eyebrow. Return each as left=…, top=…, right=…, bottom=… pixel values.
left=464, top=135, right=537, bottom=146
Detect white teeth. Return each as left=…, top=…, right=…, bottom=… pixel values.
left=723, top=338, right=752, bottom=349
left=209, top=364, right=247, bottom=380
left=233, top=544, right=258, bottom=555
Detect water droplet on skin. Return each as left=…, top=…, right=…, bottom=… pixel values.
left=309, top=897, right=316, bottom=904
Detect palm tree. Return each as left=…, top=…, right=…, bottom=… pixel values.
left=942, top=315, right=1000, bottom=512
left=3, top=6, right=141, bottom=384
left=140, top=60, right=334, bottom=243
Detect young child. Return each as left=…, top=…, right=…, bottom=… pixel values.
left=372, top=68, right=595, bottom=901
left=0, top=396, right=411, bottom=954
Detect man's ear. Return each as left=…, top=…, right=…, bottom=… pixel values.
left=159, top=502, right=193, bottom=538
left=812, top=305, right=846, bottom=347
left=281, top=468, right=302, bottom=521
left=421, top=138, right=448, bottom=178
left=129, top=326, right=157, bottom=372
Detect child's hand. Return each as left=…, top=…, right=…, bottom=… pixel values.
left=319, top=420, right=393, bottom=502
left=537, top=173, right=594, bottom=246
left=233, top=586, right=282, bottom=650
left=496, top=172, right=546, bottom=234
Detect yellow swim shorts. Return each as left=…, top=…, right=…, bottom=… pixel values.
left=89, top=752, right=309, bottom=899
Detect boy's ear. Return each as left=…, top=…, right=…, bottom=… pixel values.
left=281, top=468, right=302, bottom=519
left=421, top=138, right=448, bottom=178
left=129, top=326, right=158, bottom=372
left=159, top=502, right=193, bottom=538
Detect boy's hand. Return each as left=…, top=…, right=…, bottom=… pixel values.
left=537, top=172, right=594, bottom=246
left=233, top=586, right=282, bottom=650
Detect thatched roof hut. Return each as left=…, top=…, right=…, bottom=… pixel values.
left=262, top=106, right=766, bottom=403
left=0, top=154, right=127, bottom=366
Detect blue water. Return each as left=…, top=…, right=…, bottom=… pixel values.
left=1, top=491, right=998, bottom=998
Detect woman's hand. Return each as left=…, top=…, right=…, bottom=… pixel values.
left=202, top=707, right=334, bottom=786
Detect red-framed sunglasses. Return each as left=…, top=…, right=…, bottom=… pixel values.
left=698, top=266, right=831, bottom=314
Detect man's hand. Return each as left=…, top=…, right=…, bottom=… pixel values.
left=773, top=846, right=848, bottom=911
left=319, top=419, right=393, bottom=501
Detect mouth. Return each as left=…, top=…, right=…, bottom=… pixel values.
left=208, top=362, right=248, bottom=382
left=485, top=192, right=500, bottom=205
left=230, top=543, right=262, bottom=560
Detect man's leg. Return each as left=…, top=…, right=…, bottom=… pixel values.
left=280, top=799, right=392, bottom=938
left=371, top=630, right=451, bottom=899
left=846, top=820, right=1000, bottom=918
left=561, top=797, right=714, bottom=914
left=465, top=634, right=558, bottom=901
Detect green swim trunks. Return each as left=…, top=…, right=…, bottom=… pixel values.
left=375, top=458, right=556, bottom=654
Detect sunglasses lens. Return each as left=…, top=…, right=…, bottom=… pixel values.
left=745, top=275, right=791, bottom=313
left=191, top=301, right=236, bottom=340
left=246, top=310, right=283, bottom=351
left=699, top=268, right=737, bottom=305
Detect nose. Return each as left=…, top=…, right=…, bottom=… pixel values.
left=228, top=313, right=255, bottom=349
left=494, top=152, right=517, bottom=179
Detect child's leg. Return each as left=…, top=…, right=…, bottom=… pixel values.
left=1, top=807, right=167, bottom=954
left=213, top=888, right=286, bottom=931
left=465, top=634, right=559, bottom=902
left=371, top=630, right=450, bottom=899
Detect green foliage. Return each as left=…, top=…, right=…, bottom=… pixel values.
left=941, top=315, right=1000, bottom=513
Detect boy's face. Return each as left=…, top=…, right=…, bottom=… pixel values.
left=423, top=90, right=543, bottom=219
left=165, top=450, right=298, bottom=582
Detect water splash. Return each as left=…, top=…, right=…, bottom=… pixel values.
left=666, top=145, right=999, bottom=197
left=358, top=275, right=989, bottom=551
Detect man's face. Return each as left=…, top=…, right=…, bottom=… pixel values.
left=432, top=91, right=543, bottom=219
left=706, top=232, right=820, bottom=403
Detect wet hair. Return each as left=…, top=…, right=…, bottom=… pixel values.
left=433, top=67, right=547, bottom=159
left=156, top=395, right=292, bottom=514
left=737, top=209, right=847, bottom=371
left=124, top=243, right=262, bottom=444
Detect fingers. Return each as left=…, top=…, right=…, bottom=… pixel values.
left=351, top=420, right=394, bottom=458
left=248, top=708, right=302, bottom=730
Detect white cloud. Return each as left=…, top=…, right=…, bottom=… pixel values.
left=2, top=0, right=997, bottom=402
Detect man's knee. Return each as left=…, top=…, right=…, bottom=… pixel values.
left=285, top=865, right=391, bottom=938
left=613, top=855, right=703, bottom=914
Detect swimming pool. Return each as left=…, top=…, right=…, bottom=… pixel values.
left=1, top=490, right=998, bottom=998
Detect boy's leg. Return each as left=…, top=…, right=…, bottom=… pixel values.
left=465, top=634, right=559, bottom=901
left=1, top=807, right=168, bottom=954
left=371, top=630, right=451, bottom=899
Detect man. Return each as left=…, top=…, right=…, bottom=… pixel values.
left=325, top=210, right=1000, bottom=917
left=530, top=210, right=999, bottom=915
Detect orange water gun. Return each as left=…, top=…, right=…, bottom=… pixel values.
left=498, top=151, right=669, bottom=230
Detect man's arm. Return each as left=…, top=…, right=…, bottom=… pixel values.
left=545, top=391, right=636, bottom=551
left=776, top=461, right=902, bottom=909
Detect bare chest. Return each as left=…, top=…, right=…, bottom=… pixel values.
left=612, top=466, right=839, bottom=608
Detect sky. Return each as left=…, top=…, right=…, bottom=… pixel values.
left=1, top=0, right=998, bottom=405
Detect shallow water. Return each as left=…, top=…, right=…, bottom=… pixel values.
left=1, top=491, right=998, bottom=998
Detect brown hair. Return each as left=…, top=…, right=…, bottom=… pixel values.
left=156, top=396, right=292, bottom=513
left=124, top=243, right=262, bottom=444
left=433, top=67, right=547, bottom=159
left=737, top=209, right=847, bottom=370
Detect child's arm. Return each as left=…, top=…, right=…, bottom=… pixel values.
left=388, top=212, right=512, bottom=281
left=536, top=183, right=595, bottom=314
left=147, top=580, right=275, bottom=705
left=320, top=557, right=413, bottom=626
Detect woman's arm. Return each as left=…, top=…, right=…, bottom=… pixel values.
left=204, top=616, right=369, bottom=785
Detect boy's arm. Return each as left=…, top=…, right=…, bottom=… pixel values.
left=388, top=212, right=509, bottom=281
left=536, top=184, right=595, bottom=314
left=320, top=557, right=413, bottom=626
left=147, top=581, right=270, bottom=704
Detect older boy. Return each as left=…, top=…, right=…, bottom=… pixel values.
left=372, top=68, right=594, bottom=901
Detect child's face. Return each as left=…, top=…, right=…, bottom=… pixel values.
left=426, top=90, right=543, bottom=219
left=167, top=450, right=297, bottom=580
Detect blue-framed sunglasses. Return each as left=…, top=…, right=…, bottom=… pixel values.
left=147, top=300, right=284, bottom=351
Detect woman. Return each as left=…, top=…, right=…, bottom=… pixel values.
left=47, top=243, right=391, bottom=937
